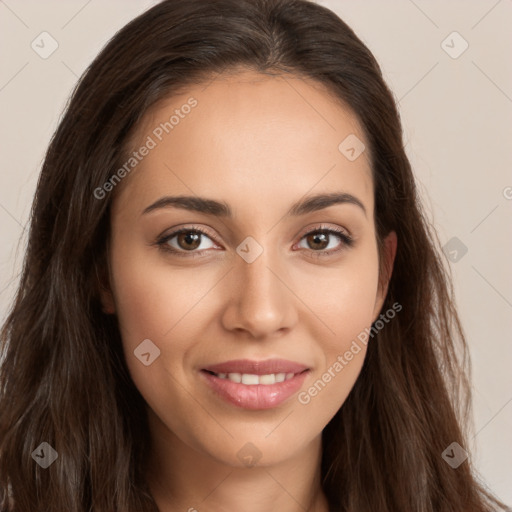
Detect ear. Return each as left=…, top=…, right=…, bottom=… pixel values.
left=95, top=252, right=116, bottom=315
left=99, top=276, right=116, bottom=314
left=372, top=230, right=397, bottom=322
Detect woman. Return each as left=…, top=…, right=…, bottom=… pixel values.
left=0, top=0, right=508, bottom=510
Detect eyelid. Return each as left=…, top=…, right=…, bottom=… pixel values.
left=157, top=224, right=218, bottom=243
left=294, top=222, right=352, bottom=241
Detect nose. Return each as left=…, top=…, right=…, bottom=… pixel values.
left=220, top=247, right=298, bottom=339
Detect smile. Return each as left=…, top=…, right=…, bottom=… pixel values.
left=200, top=367, right=310, bottom=410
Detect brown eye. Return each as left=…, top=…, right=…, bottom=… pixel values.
left=296, top=227, right=353, bottom=257
left=158, top=228, right=218, bottom=255
left=305, top=232, right=329, bottom=250
left=176, top=231, right=202, bottom=250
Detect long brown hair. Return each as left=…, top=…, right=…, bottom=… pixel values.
left=0, top=0, right=509, bottom=510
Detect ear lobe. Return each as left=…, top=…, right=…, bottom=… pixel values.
left=373, top=230, right=397, bottom=320
left=99, top=284, right=116, bottom=314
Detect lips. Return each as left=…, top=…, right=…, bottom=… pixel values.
left=200, top=358, right=310, bottom=410
left=202, top=358, right=309, bottom=375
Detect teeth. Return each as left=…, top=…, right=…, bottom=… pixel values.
left=213, top=372, right=297, bottom=385
left=259, top=373, right=275, bottom=384
left=241, top=374, right=259, bottom=385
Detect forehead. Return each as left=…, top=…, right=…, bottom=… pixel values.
left=113, top=70, right=373, bottom=220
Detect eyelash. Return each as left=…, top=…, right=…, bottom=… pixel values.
left=155, top=224, right=354, bottom=259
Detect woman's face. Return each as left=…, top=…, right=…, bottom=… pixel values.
left=103, top=70, right=396, bottom=468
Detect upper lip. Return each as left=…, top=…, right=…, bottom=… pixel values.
left=202, top=358, right=310, bottom=375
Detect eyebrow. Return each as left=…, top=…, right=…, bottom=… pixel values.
left=142, top=192, right=367, bottom=218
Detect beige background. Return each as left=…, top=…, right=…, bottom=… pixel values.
left=0, top=0, right=511, bottom=503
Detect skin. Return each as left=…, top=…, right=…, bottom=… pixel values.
left=101, top=69, right=397, bottom=512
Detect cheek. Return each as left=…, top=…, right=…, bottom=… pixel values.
left=109, top=246, right=217, bottom=345
left=290, top=241, right=380, bottom=345
left=108, top=250, right=212, bottom=429
left=294, top=276, right=374, bottom=431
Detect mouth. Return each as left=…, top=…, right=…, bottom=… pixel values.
left=199, top=359, right=311, bottom=410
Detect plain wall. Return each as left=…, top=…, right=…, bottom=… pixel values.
left=0, top=0, right=511, bottom=504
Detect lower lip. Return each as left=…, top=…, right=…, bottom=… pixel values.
left=200, top=370, right=310, bottom=410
